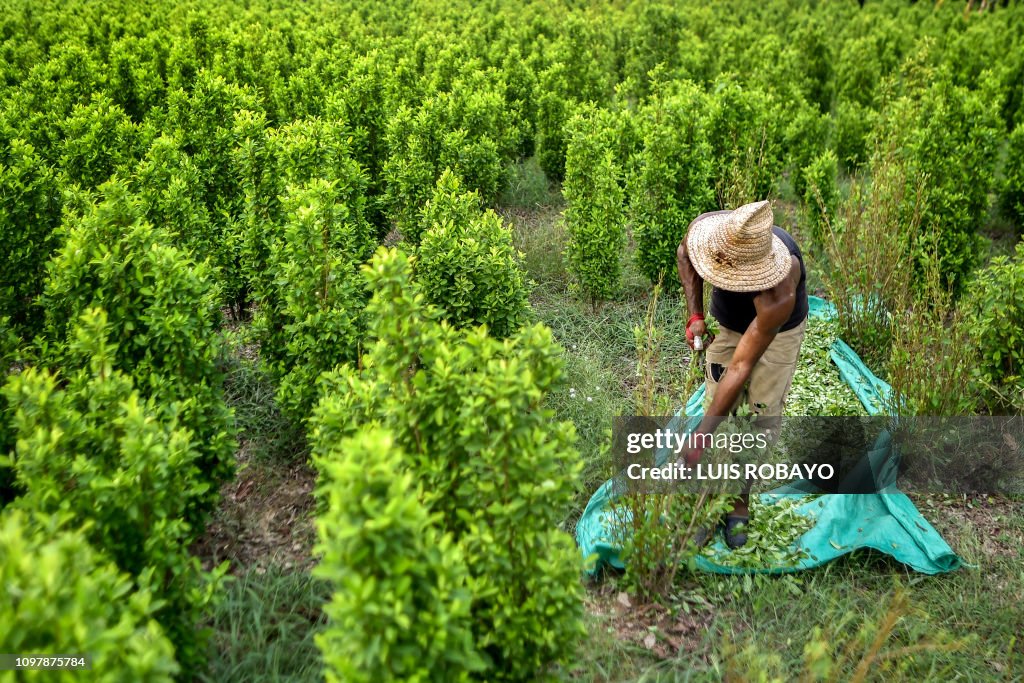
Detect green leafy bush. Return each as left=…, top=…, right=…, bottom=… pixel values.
left=414, top=171, right=529, bottom=338
left=0, top=43, right=102, bottom=161
left=823, top=141, right=920, bottom=373
left=163, top=14, right=217, bottom=93
left=134, top=134, right=216, bottom=262
left=41, top=180, right=235, bottom=524
left=785, top=104, right=832, bottom=202
left=801, top=149, right=839, bottom=246
left=873, top=50, right=1002, bottom=296
left=494, top=47, right=539, bottom=160
left=834, top=99, right=876, bottom=171
left=0, top=140, right=62, bottom=336
left=534, top=63, right=574, bottom=183
left=237, top=115, right=365, bottom=316
left=60, top=93, right=147, bottom=189
left=234, top=111, right=280, bottom=301
left=274, top=43, right=349, bottom=122
left=5, top=310, right=228, bottom=676
left=0, top=317, right=19, bottom=506
left=964, top=242, right=1024, bottom=412
left=1001, top=124, right=1024, bottom=231
left=832, top=20, right=906, bottom=170
left=705, top=79, right=785, bottom=208
left=791, top=18, right=835, bottom=115
left=103, top=33, right=168, bottom=121
left=161, top=71, right=263, bottom=314
left=402, top=166, right=482, bottom=247
left=314, top=428, right=483, bottom=683
left=260, top=178, right=374, bottom=428
left=630, top=85, right=716, bottom=284
left=534, top=17, right=614, bottom=182
left=239, top=119, right=372, bottom=416
left=322, top=51, right=401, bottom=230
left=312, top=248, right=585, bottom=681
left=383, top=76, right=513, bottom=231
left=620, top=3, right=687, bottom=100
left=0, top=509, right=179, bottom=682
left=563, top=110, right=625, bottom=306
left=887, top=302, right=979, bottom=417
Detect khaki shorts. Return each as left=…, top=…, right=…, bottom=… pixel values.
left=704, top=318, right=806, bottom=419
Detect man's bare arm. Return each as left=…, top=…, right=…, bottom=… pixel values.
left=676, top=239, right=703, bottom=317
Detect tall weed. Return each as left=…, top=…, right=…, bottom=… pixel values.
left=885, top=255, right=979, bottom=416
left=720, top=583, right=968, bottom=681
left=613, top=284, right=727, bottom=601
left=821, top=141, right=921, bottom=372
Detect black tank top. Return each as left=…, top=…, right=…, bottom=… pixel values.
left=709, top=227, right=808, bottom=333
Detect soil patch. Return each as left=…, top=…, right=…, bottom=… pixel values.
left=192, top=445, right=317, bottom=575
left=911, top=493, right=1024, bottom=560
left=585, top=581, right=714, bottom=662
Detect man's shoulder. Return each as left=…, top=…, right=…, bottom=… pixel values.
left=771, top=225, right=796, bottom=241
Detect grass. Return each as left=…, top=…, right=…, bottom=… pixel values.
left=499, top=155, right=563, bottom=209
left=567, top=508, right=1024, bottom=680
left=221, top=328, right=306, bottom=462
left=694, top=531, right=1024, bottom=679
left=199, top=565, right=329, bottom=683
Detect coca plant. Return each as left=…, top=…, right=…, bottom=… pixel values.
left=0, top=509, right=179, bottom=681
left=4, top=309, right=228, bottom=676
left=414, top=170, right=529, bottom=338
left=41, top=179, right=235, bottom=525
left=312, top=248, right=585, bottom=681
left=629, top=84, right=716, bottom=284
left=0, top=140, right=62, bottom=336
left=563, top=108, right=626, bottom=307
left=314, top=428, right=483, bottom=683
left=263, top=177, right=374, bottom=429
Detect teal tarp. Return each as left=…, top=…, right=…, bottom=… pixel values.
left=575, top=296, right=963, bottom=575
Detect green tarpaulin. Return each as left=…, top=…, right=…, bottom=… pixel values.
left=575, top=296, right=963, bottom=575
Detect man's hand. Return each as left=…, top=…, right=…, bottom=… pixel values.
left=678, top=235, right=709, bottom=347
left=674, top=438, right=707, bottom=467
left=686, top=318, right=710, bottom=350
left=682, top=443, right=704, bottom=466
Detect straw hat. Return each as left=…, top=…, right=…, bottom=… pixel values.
left=685, top=200, right=792, bottom=293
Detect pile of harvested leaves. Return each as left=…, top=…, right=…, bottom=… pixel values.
left=785, top=317, right=870, bottom=416
left=699, top=317, right=874, bottom=568
left=700, top=496, right=819, bottom=568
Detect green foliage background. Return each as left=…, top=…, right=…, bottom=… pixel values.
left=1, top=0, right=1023, bottom=679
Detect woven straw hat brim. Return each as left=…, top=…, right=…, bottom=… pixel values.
left=686, top=212, right=793, bottom=293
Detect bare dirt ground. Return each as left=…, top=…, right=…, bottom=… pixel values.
left=913, top=493, right=1024, bottom=560
left=192, top=445, right=317, bottom=575
left=584, top=581, right=715, bottom=662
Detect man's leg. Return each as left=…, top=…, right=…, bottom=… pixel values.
left=747, top=319, right=807, bottom=419
left=726, top=319, right=806, bottom=541
left=703, top=326, right=753, bottom=546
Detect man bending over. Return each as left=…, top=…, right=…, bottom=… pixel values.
left=676, top=200, right=809, bottom=548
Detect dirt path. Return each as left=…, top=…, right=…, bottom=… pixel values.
left=192, top=446, right=318, bottom=575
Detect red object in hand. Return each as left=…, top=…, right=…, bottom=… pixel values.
left=685, top=313, right=705, bottom=345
